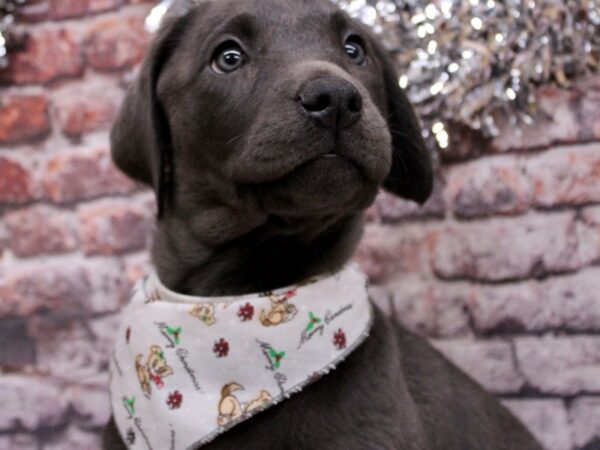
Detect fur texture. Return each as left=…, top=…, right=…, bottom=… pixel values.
left=104, top=0, right=541, bottom=448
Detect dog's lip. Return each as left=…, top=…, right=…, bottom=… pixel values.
left=233, top=151, right=367, bottom=185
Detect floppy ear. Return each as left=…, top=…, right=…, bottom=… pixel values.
left=372, top=44, right=434, bottom=204
left=110, top=13, right=190, bottom=218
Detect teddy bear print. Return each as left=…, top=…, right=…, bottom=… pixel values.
left=189, top=304, right=217, bottom=326
left=260, top=290, right=298, bottom=327
left=135, top=345, right=174, bottom=398
left=217, top=382, right=272, bottom=426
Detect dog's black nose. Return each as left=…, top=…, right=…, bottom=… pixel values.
left=299, top=77, right=363, bottom=130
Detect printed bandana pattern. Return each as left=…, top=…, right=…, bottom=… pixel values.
left=110, top=264, right=373, bottom=450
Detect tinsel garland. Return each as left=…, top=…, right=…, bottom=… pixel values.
left=335, top=0, right=600, bottom=148
left=0, top=0, right=25, bottom=69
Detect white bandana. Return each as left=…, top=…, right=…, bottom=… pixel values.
left=109, top=264, right=373, bottom=450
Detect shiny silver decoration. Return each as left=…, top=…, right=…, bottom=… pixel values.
left=0, top=0, right=25, bottom=69
left=334, top=0, right=600, bottom=148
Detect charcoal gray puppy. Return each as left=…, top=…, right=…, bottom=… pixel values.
left=103, top=0, right=542, bottom=448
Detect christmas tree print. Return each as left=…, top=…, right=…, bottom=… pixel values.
left=305, top=312, right=322, bottom=332
left=268, top=348, right=286, bottom=369
left=123, top=396, right=136, bottom=417
left=237, top=303, right=254, bottom=322
left=333, top=329, right=347, bottom=350
left=167, top=391, right=183, bottom=409
left=213, top=338, right=229, bottom=357
left=166, top=326, right=182, bottom=345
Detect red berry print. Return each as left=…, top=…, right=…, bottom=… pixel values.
left=150, top=373, right=165, bottom=389
left=333, top=329, right=346, bottom=350
left=237, top=303, right=254, bottom=322
left=167, top=391, right=183, bottom=409
left=283, top=289, right=297, bottom=300
left=213, top=338, right=229, bottom=357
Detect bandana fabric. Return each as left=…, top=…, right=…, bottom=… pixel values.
left=109, top=264, right=373, bottom=450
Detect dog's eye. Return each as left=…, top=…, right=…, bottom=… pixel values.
left=344, top=37, right=366, bottom=65
left=211, top=42, right=246, bottom=73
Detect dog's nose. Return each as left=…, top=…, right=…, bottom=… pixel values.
left=299, top=77, right=363, bottom=130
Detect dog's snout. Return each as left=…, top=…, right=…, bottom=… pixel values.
left=299, top=77, right=363, bottom=130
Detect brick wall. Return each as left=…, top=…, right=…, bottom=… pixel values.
left=0, top=2, right=599, bottom=449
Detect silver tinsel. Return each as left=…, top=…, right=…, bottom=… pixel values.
left=0, top=0, right=25, bottom=69
left=143, top=0, right=597, bottom=148
left=335, top=0, right=600, bottom=148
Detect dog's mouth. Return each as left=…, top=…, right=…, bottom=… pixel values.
left=231, top=141, right=379, bottom=188
left=251, top=150, right=380, bottom=216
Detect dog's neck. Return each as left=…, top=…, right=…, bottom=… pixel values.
left=152, top=212, right=365, bottom=296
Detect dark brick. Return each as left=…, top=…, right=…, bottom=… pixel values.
left=0, top=318, right=35, bottom=369
left=0, top=28, right=83, bottom=85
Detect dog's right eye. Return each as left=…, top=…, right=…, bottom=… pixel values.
left=211, top=42, right=247, bottom=74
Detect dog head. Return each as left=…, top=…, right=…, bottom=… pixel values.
left=112, top=0, right=432, bottom=237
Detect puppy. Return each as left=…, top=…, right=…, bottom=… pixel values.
left=103, top=0, right=542, bottom=448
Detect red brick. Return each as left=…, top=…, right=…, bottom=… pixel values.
left=431, top=339, right=525, bottom=394
left=0, top=28, right=83, bottom=85
left=0, top=262, right=92, bottom=317
left=85, top=13, right=150, bottom=71
left=515, top=336, right=600, bottom=395
left=4, top=205, right=78, bottom=257
left=55, top=85, right=120, bottom=137
left=0, top=157, right=33, bottom=203
left=0, top=95, right=50, bottom=144
left=503, top=400, right=572, bottom=450
left=19, top=0, right=123, bottom=21
left=78, top=200, right=151, bottom=255
left=445, top=156, right=531, bottom=218
left=42, top=147, right=137, bottom=203
left=354, top=223, right=433, bottom=282
left=527, top=143, right=600, bottom=207
left=432, top=213, right=582, bottom=282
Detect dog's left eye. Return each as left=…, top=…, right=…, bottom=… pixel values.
left=211, top=42, right=246, bottom=74
left=344, top=37, right=366, bottom=65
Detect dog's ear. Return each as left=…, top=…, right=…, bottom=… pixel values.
left=371, top=42, right=434, bottom=204
left=110, top=13, right=190, bottom=218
